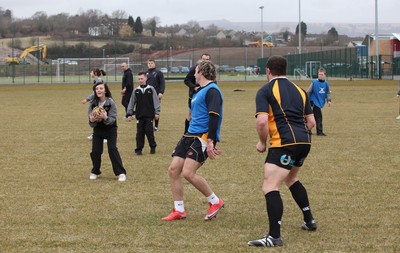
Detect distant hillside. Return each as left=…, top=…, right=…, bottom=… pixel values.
left=198, top=19, right=400, bottom=37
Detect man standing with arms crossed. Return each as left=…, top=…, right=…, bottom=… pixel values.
left=146, top=59, right=165, bottom=131
left=161, top=61, right=224, bottom=221
left=248, top=56, right=317, bottom=247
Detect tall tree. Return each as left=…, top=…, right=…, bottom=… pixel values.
left=282, top=30, right=290, bottom=42
left=146, top=17, right=159, bottom=37
left=128, top=15, right=135, bottom=32
left=47, top=13, right=69, bottom=34
left=134, top=17, right=143, bottom=34
left=0, top=8, right=13, bottom=36
left=327, top=27, right=339, bottom=43
left=184, top=20, right=201, bottom=35
left=77, top=9, right=103, bottom=34
left=295, top=21, right=307, bottom=39
left=280, top=27, right=291, bottom=42
left=32, top=11, right=49, bottom=33
left=111, top=10, right=128, bottom=35
left=3, top=9, right=12, bottom=19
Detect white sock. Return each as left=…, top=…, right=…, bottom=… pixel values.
left=207, top=193, right=220, bottom=205
left=174, top=201, right=185, bottom=212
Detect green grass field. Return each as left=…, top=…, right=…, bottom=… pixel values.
left=0, top=79, right=399, bottom=252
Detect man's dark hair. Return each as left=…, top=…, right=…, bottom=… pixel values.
left=201, top=53, right=211, bottom=60
left=266, top=55, right=287, bottom=76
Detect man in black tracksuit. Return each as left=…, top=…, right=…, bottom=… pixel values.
left=120, top=63, right=134, bottom=113
left=126, top=72, right=161, bottom=155
left=146, top=59, right=165, bottom=131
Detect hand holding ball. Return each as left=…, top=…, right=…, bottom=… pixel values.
left=91, top=106, right=106, bottom=122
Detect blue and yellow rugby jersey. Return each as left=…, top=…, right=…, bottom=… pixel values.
left=188, top=82, right=223, bottom=142
left=255, top=77, right=313, bottom=147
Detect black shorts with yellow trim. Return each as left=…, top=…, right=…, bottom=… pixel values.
left=265, top=144, right=311, bottom=170
left=172, top=133, right=209, bottom=164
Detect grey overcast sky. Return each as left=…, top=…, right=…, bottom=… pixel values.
left=3, top=0, right=398, bottom=25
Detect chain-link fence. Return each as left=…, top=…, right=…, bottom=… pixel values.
left=1, top=37, right=398, bottom=84
left=257, top=47, right=398, bottom=80
left=0, top=44, right=268, bottom=84
left=0, top=59, right=130, bottom=84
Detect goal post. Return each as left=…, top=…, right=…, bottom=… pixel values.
left=55, top=57, right=130, bottom=82
left=305, top=61, right=321, bottom=79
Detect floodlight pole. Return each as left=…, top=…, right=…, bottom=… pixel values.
left=375, top=0, right=379, bottom=78
left=298, top=0, right=302, bottom=55
left=368, top=34, right=371, bottom=79
left=259, top=6, right=264, bottom=59
left=170, top=46, right=173, bottom=70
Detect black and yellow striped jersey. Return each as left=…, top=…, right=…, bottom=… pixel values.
left=255, top=77, right=313, bottom=147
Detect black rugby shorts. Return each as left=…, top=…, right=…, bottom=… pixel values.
left=172, top=136, right=208, bottom=164
left=265, top=144, right=311, bottom=170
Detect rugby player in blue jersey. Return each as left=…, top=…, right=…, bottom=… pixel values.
left=162, top=61, right=224, bottom=221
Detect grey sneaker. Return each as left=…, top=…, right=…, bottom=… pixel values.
left=248, top=234, right=283, bottom=247
left=301, top=220, right=317, bottom=231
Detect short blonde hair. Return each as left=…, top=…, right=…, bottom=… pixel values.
left=197, top=61, right=216, bottom=81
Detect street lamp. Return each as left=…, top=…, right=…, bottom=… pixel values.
left=170, top=46, right=172, bottom=70
left=298, top=0, right=302, bottom=55
left=259, top=6, right=264, bottom=59
left=375, top=0, right=379, bottom=78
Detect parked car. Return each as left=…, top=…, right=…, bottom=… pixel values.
left=218, top=65, right=235, bottom=72
left=235, top=66, right=246, bottom=72
left=323, top=63, right=350, bottom=69
left=160, top=67, right=168, bottom=74
left=59, top=60, right=78, bottom=65
left=181, top=66, right=190, bottom=73
left=170, top=67, right=180, bottom=73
